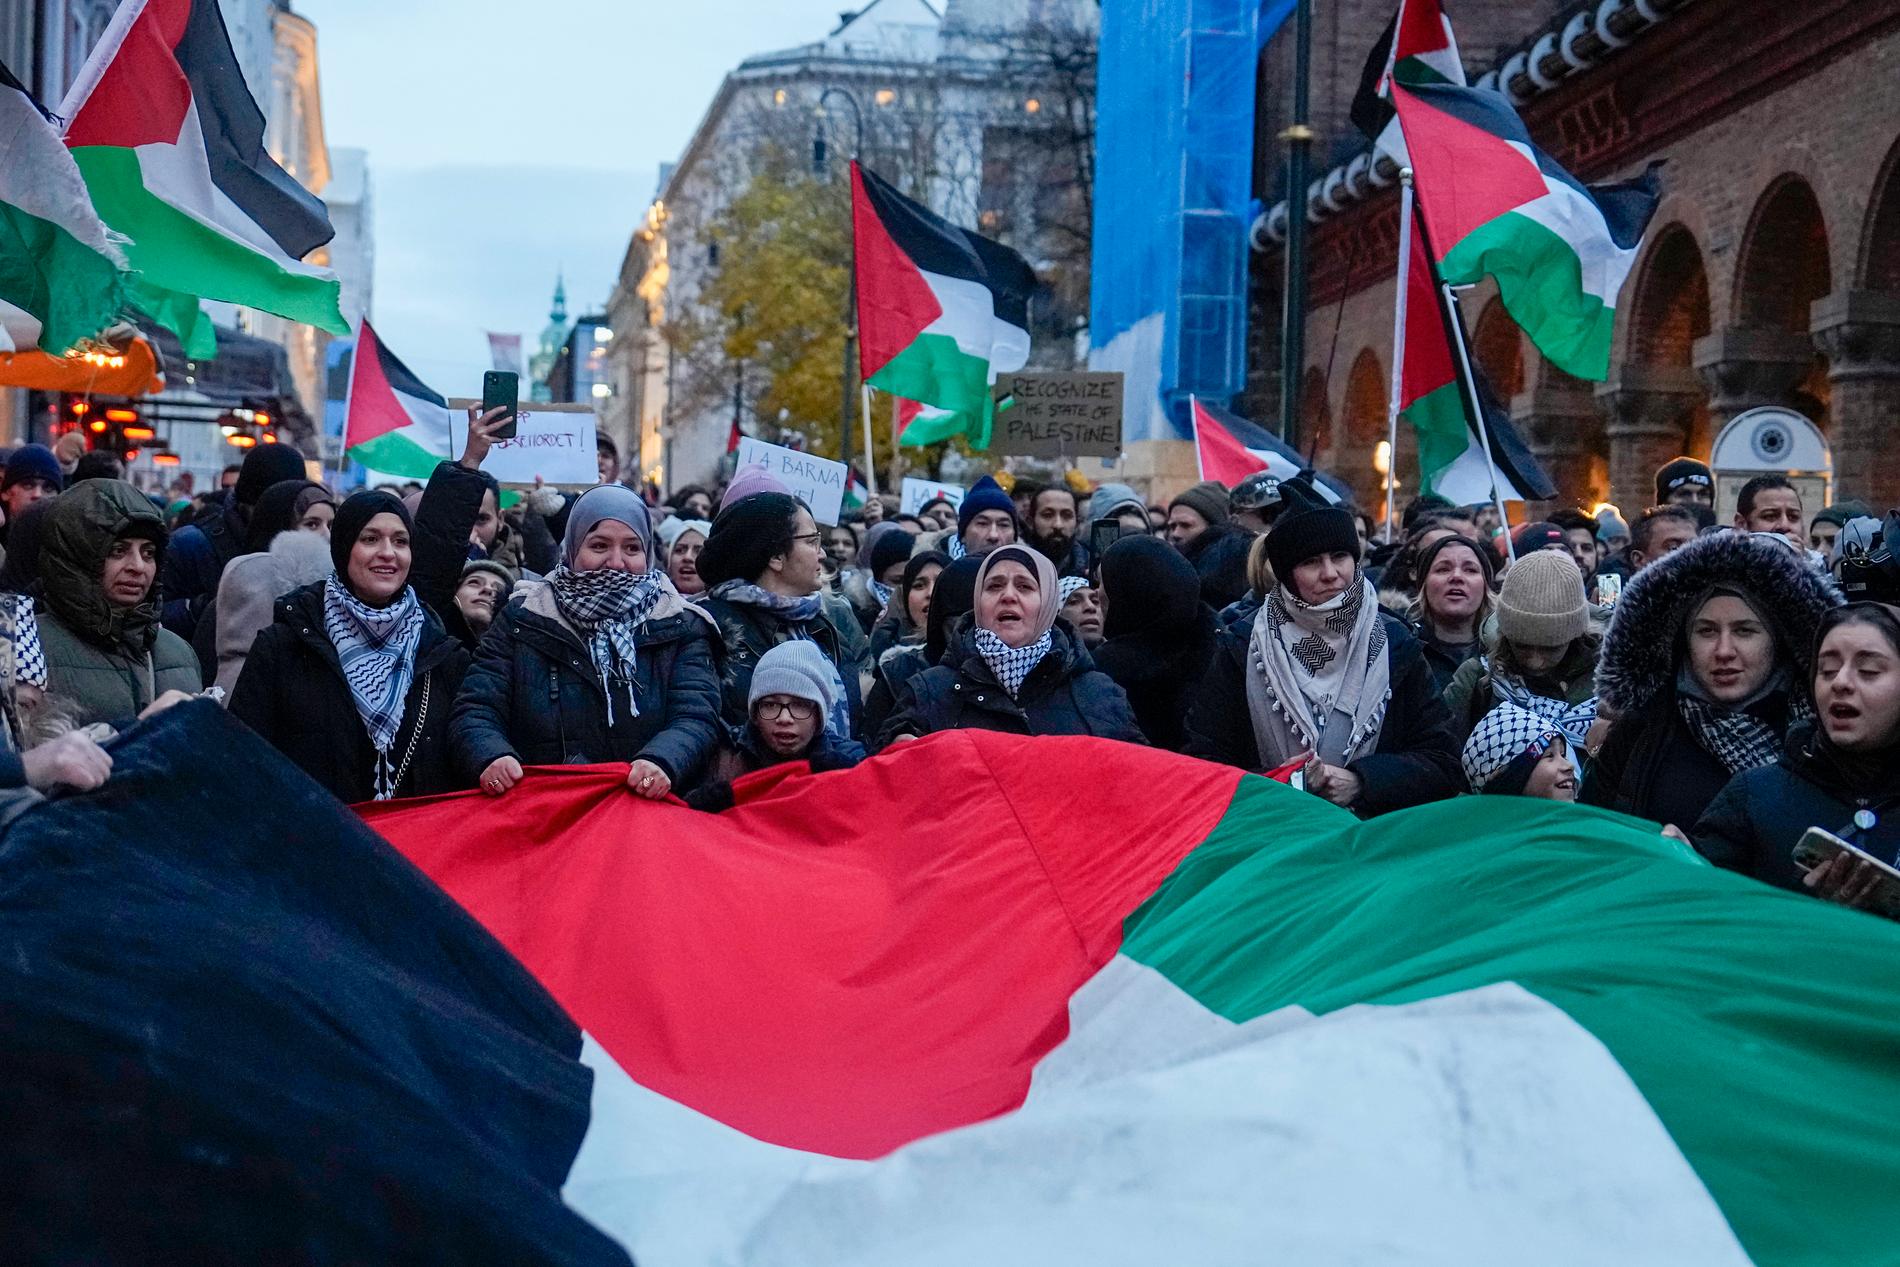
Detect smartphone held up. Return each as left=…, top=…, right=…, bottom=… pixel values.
left=481, top=371, right=519, bottom=441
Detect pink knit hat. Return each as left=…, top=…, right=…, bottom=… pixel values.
left=721, top=464, right=791, bottom=511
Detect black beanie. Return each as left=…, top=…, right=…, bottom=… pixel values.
left=234, top=444, right=309, bottom=508
left=330, top=489, right=413, bottom=577
left=1264, top=478, right=1361, bottom=594
left=696, top=492, right=802, bottom=589
left=868, top=525, right=917, bottom=577
left=1654, top=457, right=1712, bottom=504
left=924, top=555, right=984, bottom=664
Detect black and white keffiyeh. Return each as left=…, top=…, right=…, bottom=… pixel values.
left=1674, top=665, right=1808, bottom=777
left=1492, top=670, right=1599, bottom=751
left=322, top=577, right=425, bottom=798
left=547, top=565, right=666, bottom=726
left=972, top=627, right=1053, bottom=699
left=1243, top=577, right=1392, bottom=769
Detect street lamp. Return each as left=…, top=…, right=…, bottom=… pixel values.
left=814, top=88, right=866, bottom=482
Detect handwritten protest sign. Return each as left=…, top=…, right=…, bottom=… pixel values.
left=735, top=436, right=847, bottom=525
left=991, top=372, right=1124, bottom=459
left=900, top=478, right=966, bottom=515
left=447, top=399, right=599, bottom=485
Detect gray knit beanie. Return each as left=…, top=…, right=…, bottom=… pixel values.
left=747, top=640, right=838, bottom=717
left=1496, top=550, right=1588, bottom=648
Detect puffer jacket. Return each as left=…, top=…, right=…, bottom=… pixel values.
left=449, top=576, right=723, bottom=785
left=1183, top=608, right=1462, bottom=817
left=878, top=618, right=1145, bottom=745
left=229, top=583, right=470, bottom=804
left=701, top=590, right=871, bottom=736
left=1692, top=721, right=1900, bottom=893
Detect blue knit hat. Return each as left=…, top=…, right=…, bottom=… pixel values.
left=3, top=444, right=64, bottom=493
left=957, top=475, right=1015, bottom=536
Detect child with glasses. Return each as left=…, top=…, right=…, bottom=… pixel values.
left=686, top=641, right=866, bottom=811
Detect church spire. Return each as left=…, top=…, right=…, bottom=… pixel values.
left=550, top=272, right=568, bottom=324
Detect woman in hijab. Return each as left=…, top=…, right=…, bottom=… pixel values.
left=450, top=485, right=722, bottom=801
left=1409, top=532, right=1495, bottom=694
left=697, top=492, right=871, bottom=736
left=1693, top=603, right=1900, bottom=902
left=1585, top=532, right=1841, bottom=832
left=1184, top=481, right=1461, bottom=815
left=879, top=544, right=1144, bottom=745
left=198, top=479, right=337, bottom=684
left=864, top=552, right=974, bottom=743
left=38, top=479, right=201, bottom=727
left=869, top=548, right=946, bottom=664
left=231, top=490, right=469, bottom=802
left=1092, top=535, right=1219, bottom=753
left=656, top=516, right=712, bottom=598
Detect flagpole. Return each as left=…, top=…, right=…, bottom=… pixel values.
left=1439, top=282, right=1518, bottom=563
left=889, top=393, right=903, bottom=493
left=860, top=384, right=879, bottom=500
left=1189, top=395, right=1206, bottom=481
left=335, top=321, right=362, bottom=487
left=1383, top=171, right=1414, bottom=537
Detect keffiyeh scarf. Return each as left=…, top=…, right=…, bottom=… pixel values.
left=1244, top=578, right=1392, bottom=769
left=945, top=535, right=967, bottom=562
left=972, top=627, right=1053, bottom=699
left=1492, top=669, right=1600, bottom=761
left=322, top=577, right=425, bottom=800
left=870, top=579, right=894, bottom=610
left=1676, top=666, right=1808, bottom=777
left=547, top=565, right=667, bottom=727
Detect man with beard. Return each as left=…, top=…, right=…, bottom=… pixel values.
left=1025, top=485, right=1088, bottom=577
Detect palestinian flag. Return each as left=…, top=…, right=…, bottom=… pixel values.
left=843, top=468, right=868, bottom=513
left=852, top=162, right=1034, bottom=450
left=1350, top=0, right=1464, bottom=165
left=0, top=63, right=127, bottom=355
left=343, top=320, right=454, bottom=479
left=358, top=731, right=1900, bottom=1265
left=1392, top=79, right=1662, bottom=381
left=1189, top=395, right=1339, bottom=502
left=1398, top=208, right=1555, bottom=504
left=61, top=0, right=346, bottom=358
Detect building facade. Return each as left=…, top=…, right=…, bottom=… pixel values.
left=607, top=0, right=1097, bottom=491
left=1252, top=0, right=1900, bottom=516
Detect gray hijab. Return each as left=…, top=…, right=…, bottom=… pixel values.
left=562, top=484, right=653, bottom=567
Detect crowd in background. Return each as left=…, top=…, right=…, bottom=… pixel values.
left=0, top=412, right=1894, bottom=914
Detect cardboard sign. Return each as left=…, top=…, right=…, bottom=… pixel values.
left=992, top=372, right=1124, bottom=459
left=900, top=478, right=966, bottom=515
left=734, top=436, right=847, bottom=525
left=447, top=399, right=599, bottom=486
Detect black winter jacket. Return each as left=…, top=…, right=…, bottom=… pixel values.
left=683, top=726, right=867, bottom=812
left=1093, top=607, right=1219, bottom=754
left=449, top=581, right=722, bottom=786
left=879, top=619, right=1145, bottom=746
left=229, top=583, right=470, bottom=804
left=1180, top=525, right=1254, bottom=612
left=702, top=591, right=870, bottom=735
left=1580, top=693, right=1800, bottom=832
left=160, top=498, right=244, bottom=638
left=1692, top=722, right=1900, bottom=893
left=1182, top=611, right=1462, bottom=817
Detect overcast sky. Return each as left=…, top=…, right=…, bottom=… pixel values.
left=296, top=0, right=847, bottom=392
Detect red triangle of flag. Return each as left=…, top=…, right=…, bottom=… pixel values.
left=343, top=321, right=412, bottom=450
left=1191, top=398, right=1271, bottom=487
left=852, top=163, right=945, bottom=379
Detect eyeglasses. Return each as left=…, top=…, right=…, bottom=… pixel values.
left=790, top=532, right=824, bottom=547
left=754, top=697, right=818, bottom=721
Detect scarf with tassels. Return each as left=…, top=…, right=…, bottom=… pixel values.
left=321, top=577, right=425, bottom=800
left=547, top=565, right=667, bottom=727
left=1243, top=577, right=1391, bottom=770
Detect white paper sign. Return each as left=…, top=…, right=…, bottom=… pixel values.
left=734, top=437, right=847, bottom=525
left=448, top=399, right=599, bottom=486
left=900, top=478, right=966, bottom=516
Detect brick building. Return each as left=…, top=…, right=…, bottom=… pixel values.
left=1251, top=0, right=1900, bottom=518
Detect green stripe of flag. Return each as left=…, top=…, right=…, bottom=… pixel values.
left=347, top=428, right=444, bottom=480
left=1439, top=210, right=1616, bottom=381
left=0, top=201, right=125, bottom=355
left=873, top=333, right=996, bottom=448
left=1402, top=379, right=1471, bottom=497
left=71, top=146, right=346, bottom=336
left=1122, top=777, right=1900, bottom=1266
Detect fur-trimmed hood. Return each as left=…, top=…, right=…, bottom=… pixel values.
left=1595, top=531, right=1842, bottom=715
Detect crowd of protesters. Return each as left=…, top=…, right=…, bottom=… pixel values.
left=0, top=414, right=1894, bottom=916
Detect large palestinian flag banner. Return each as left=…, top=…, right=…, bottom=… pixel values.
left=61, top=0, right=346, bottom=357
left=1392, top=79, right=1661, bottom=381
left=12, top=706, right=1900, bottom=1263
left=343, top=320, right=454, bottom=479
left=0, top=63, right=126, bottom=355
left=852, top=162, right=1034, bottom=450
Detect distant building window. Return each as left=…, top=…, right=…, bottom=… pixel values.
left=708, top=241, right=720, bottom=267
left=875, top=88, right=896, bottom=106
left=774, top=89, right=787, bottom=106
left=1024, top=98, right=1042, bottom=115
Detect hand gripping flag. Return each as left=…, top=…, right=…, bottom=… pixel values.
left=1393, top=78, right=1662, bottom=381
left=0, top=62, right=127, bottom=355
left=852, top=162, right=1034, bottom=450
left=61, top=0, right=347, bottom=358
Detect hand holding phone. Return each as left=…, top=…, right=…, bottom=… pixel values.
left=1792, top=827, right=1900, bottom=919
